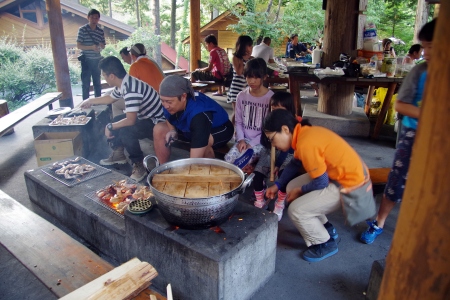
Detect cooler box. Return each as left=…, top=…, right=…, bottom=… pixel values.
left=34, top=132, right=83, bottom=166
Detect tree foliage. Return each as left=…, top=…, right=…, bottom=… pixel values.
left=0, top=39, right=79, bottom=110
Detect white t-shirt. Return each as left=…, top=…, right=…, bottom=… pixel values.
left=251, top=43, right=274, bottom=63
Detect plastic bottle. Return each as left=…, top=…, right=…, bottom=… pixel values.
left=369, top=55, right=378, bottom=70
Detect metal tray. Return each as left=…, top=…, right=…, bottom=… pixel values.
left=49, top=117, right=91, bottom=126
left=85, top=190, right=125, bottom=219
left=41, top=158, right=111, bottom=187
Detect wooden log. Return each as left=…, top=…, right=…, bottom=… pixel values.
left=319, top=0, right=358, bottom=116
left=46, top=0, right=74, bottom=108
left=189, top=0, right=201, bottom=71
left=61, top=258, right=158, bottom=300
left=0, top=100, right=14, bottom=135
left=378, top=9, right=450, bottom=299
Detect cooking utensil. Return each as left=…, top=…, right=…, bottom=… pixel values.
left=47, top=107, right=71, bottom=119
left=144, top=157, right=254, bottom=229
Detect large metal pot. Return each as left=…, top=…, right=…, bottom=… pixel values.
left=144, top=156, right=254, bottom=229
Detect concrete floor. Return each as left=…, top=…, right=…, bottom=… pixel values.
left=0, top=84, right=399, bottom=299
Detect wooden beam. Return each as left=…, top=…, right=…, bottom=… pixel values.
left=189, top=0, right=201, bottom=71
left=47, top=0, right=74, bottom=108
left=378, top=8, right=450, bottom=300
left=319, top=0, right=358, bottom=116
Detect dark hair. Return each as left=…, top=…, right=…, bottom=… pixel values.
left=204, top=34, right=218, bottom=46
left=243, top=58, right=267, bottom=79
left=290, top=33, right=298, bottom=40
left=408, top=44, right=422, bottom=54
left=119, top=47, right=129, bottom=55
left=88, top=9, right=100, bottom=17
left=99, top=56, right=127, bottom=79
left=234, top=35, right=253, bottom=59
left=256, top=36, right=263, bottom=44
left=263, top=37, right=271, bottom=44
left=129, top=43, right=146, bottom=57
left=270, top=92, right=296, bottom=116
left=418, top=18, right=436, bottom=42
left=382, top=38, right=392, bottom=48
left=263, top=109, right=311, bottom=134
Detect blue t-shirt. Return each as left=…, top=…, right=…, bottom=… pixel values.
left=397, top=63, right=427, bottom=130
left=163, top=92, right=229, bottom=136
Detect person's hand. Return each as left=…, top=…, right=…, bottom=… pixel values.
left=266, top=185, right=278, bottom=200
left=272, top=167, right=280, bottom=178
left=105, top=126, right=114, bottom=139
left=237, top=140, right=249, bottom=152
left=165, top=130, right=178, bottom=147
left=80, top=99, right=92, bottom=109
left=286, top=187, right=302, bottom=203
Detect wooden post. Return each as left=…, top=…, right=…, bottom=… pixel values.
left=189, top=0, right=201, bottom=72
left=0, top=100, right=14, bottom=135
left=319, top=0, right=358, bottom=116
left=46, top=0, right=73, bottom=108
left=378, top=8, right=450, bottom=300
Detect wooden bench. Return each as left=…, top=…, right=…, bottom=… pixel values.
left=369, top=167, right=390, bottom=195
left=0, top=92, right=62, bottom=137
left=163, top=69, right=187, bottom=76
left=0, top=190, right=165, bottom=299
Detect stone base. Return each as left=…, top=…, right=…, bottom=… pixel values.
left=303, top=104, right=370, bottom=137
left=25, top=163, right=278, bottom=300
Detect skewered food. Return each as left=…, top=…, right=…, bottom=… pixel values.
left=95, top=180, right=153, bottom=214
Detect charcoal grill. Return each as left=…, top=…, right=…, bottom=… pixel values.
left=85, top=190, right=125, bottom=219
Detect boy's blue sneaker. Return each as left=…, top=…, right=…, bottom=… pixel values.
left=360, top=220, right=383, bottom=244
left=303, top=238, right=338, bottom=262
left=324, top=222, right=339, bottom=240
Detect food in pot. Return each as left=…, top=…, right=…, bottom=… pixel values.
left=50, top=115, right=90, bottom=125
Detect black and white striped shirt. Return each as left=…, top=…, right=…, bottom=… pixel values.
left=111, top=74, right=165, bottom=123
left=76, top=24, right=105, bottom=60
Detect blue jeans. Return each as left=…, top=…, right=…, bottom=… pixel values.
left=81, top=58, right=102, bottom=100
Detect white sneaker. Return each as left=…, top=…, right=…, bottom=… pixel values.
left=273, top=202, right=285, bottom=221
left=254, top=199, right=267, bottom=209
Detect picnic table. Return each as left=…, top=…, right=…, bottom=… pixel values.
left=286, top=72, right=403, bottom=139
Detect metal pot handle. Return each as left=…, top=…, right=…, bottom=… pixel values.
left=143, top=155, right=160, bottom=172
left=237, top=173, right=254, bottom=194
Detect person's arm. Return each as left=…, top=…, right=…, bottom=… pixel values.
left=233, top=56, right=244, bottom=76
left=80, top=94, right=115, bottom=108
left=391, top=47, right=396, bottom=58
left=105, top=112, right=137, bottom=139
left=268, top=49, right=275, bottom=64
left=275, top=158, right=304, bottom=190
left=77, top=42, right=100, bottom=51
left=395, top=101, right=420, bottom=119
left=198, top=52, right=215, bottom=72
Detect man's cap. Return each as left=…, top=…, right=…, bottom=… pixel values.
left=159, top=75, right=196, bottom=99
left=128, top=43, right=146, bottom=56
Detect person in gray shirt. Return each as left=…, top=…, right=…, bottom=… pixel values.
left=77, top=9, right=106, bottom=100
